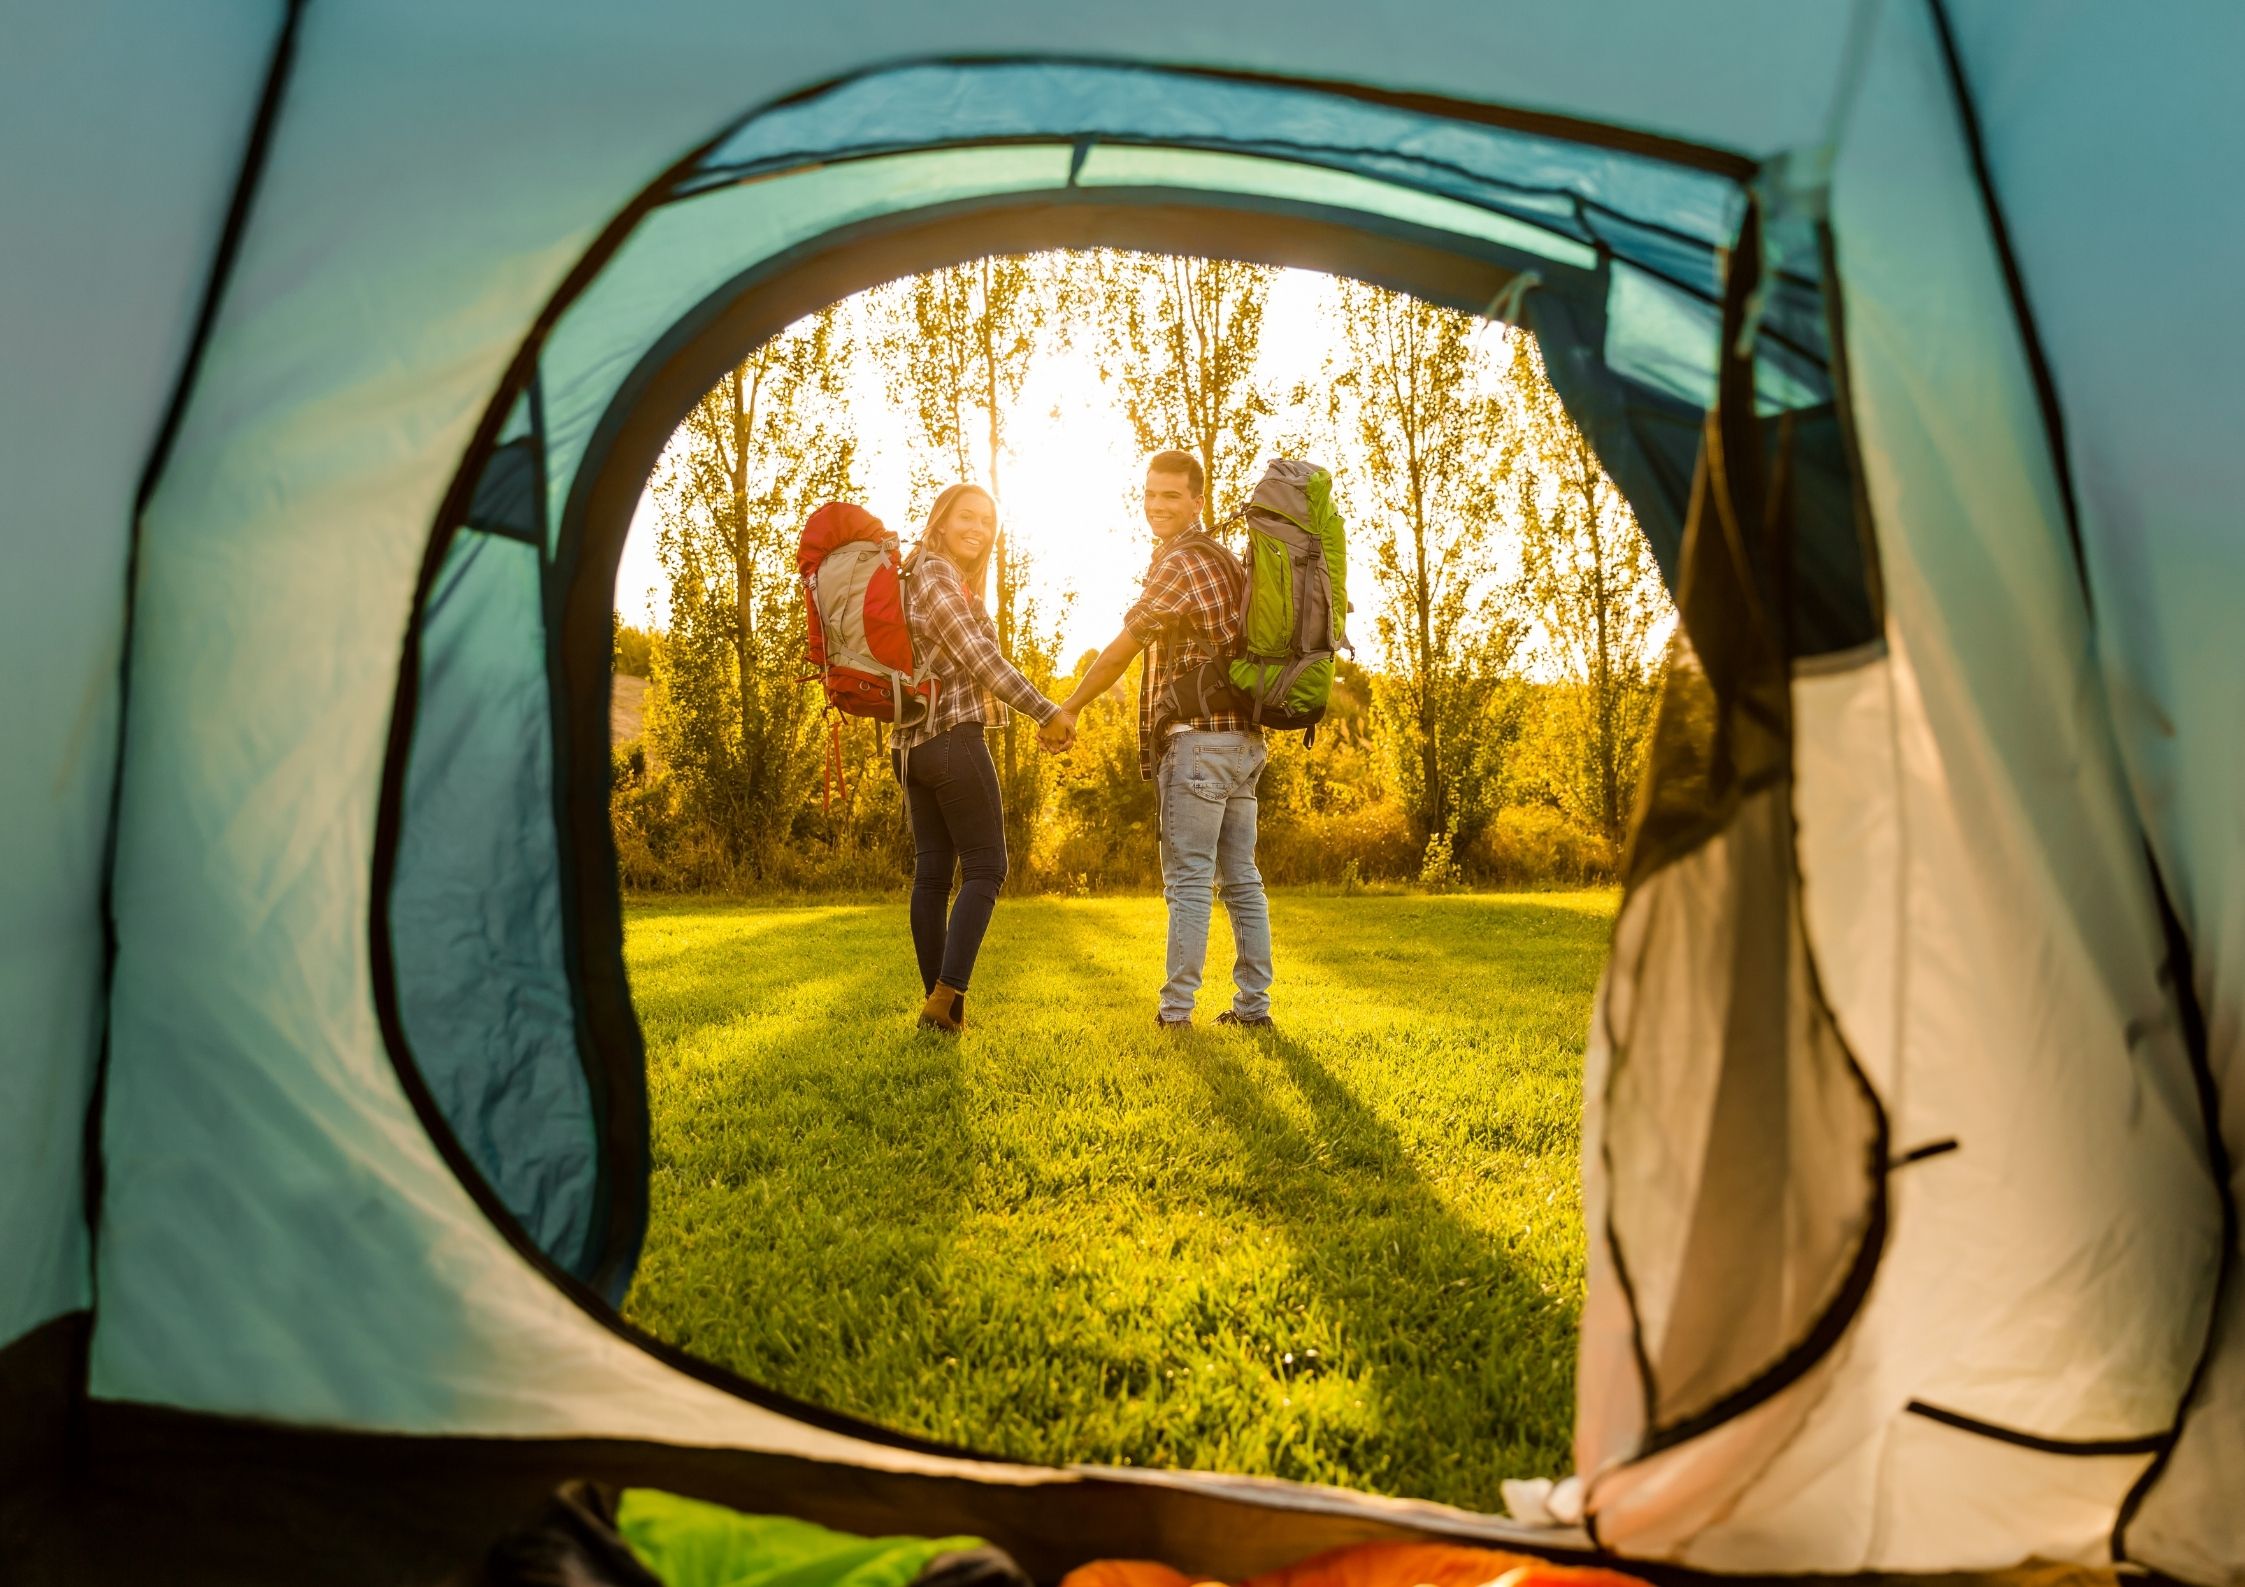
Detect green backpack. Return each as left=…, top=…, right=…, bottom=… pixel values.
left=1166, top=457, right=1348, bottom=741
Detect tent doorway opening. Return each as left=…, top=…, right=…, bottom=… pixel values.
left=600, top=249, right=1669, bottom=1503
left=374, top=55, right=1912, bottom=1548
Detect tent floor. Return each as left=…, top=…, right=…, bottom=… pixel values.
left=0, top=1317, right=2155, bottom=1587
left=5, top=1452, right=2149, bottom=1587
left=11, top=1403, right=1568, bottom=1587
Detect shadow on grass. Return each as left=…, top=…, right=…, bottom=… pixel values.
left=1281, top=896, right=1611, bottom=1056
left=1030, top=905, right=1578, bottom=1475
left=1189, top=1031, right=1576, bottom=1470
left=624, top=954, right=982, bottom=1401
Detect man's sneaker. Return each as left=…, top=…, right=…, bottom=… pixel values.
left=1215, top=1010, right=1275, bottom=1029
left=1155, top=1015, right=1192, bottom=1033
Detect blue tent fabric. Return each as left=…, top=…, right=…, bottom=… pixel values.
left=694, top=62, right=1749, bottom=265
left=0, top=0, right=281, bottom=1363
left=392, top=521, right=602, bottom=1282
left=390, top=386, right=616, bottom=1288
left=5, top=6, right=2242, bottom=1583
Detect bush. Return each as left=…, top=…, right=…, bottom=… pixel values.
left=612, top=620, right=658, bottom=679
left=1465, top=804, right=1617, bottom=888
left=610, top=739, right=910, bottom=896
left=1418, top=822, right=1465, bottom=892
left=612, top=722, right=1615, bottom=897
left=1036, top=823, right=1159, bottom=894
left=760, top=838, right=907, bottom=896
left=1258, top=800, right=1419, bottom=885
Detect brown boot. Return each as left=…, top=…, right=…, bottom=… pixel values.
left=918, top=983, right=965, bottom=1032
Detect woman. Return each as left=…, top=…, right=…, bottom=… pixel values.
left=895, top=484, right=1074, bottom=1032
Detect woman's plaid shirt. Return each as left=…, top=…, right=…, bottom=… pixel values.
left=895, top=551, right=1056, bottom=752
left=1123, top=527, right=1252, bottom=781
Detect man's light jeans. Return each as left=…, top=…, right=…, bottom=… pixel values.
left=1155, top=729, right=1272, bottom=1022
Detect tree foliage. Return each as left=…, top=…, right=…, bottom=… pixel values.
left=645, top=306, right=861, bottom=871
left=1097, top=252, right=1277, bottom=522
left=612, top=617, right=657, bottom=679
left=1321, top=282, right=1524, bottom=854
left=620, top=254, right=1674, bottom=897
left=1498, top=333, right=1666, bottom=842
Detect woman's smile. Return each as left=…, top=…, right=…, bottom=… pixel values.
left=946, top=497, right=995, bottom=559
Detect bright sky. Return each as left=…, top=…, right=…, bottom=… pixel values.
left=613, top=266, right=1414, bottom=665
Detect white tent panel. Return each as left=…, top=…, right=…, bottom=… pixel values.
left=1580, top=0, right=2218, bottom=1568
left=2135, top=1275, right=2245, bottom=1586
left=1718, top=0, right=2219, bottom=1560
left=0, top=1, right=281, bottom=1351
left=1950, top=0, right=2244, bottom=1053
left=1944, top=8, right=2245, bottom=1573
left=1866, top=1416, right=2156, bottom=1572
left=1826, top=0, right=2218, bottom=1436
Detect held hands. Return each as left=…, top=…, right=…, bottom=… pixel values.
left=1038, top=707, right=1078, bottom=754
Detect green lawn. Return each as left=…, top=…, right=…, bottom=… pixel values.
left=621, top=890, right=1611, bottom=1511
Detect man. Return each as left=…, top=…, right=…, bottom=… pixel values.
left=1044, top=450, right=1273, bottom=1029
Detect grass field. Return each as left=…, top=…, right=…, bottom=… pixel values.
left=621, top=890, right=1612, bottom=1510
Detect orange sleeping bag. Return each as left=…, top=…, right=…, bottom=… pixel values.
left=1061, top=1541, right=1651, bottom=1587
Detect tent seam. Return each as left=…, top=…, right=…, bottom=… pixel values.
left=83, top=0, right=308, bottom=1430
left=1920, top=0, right=2236, bottom=1556
left=749, top=52, right=1764, bottom=179
left=1902, top=1399, right=2167, bottom=1457
left=1921, top=0, right=2085, bottom=603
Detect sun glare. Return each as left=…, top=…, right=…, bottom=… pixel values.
left=617, top=266, right=1345, bottom=662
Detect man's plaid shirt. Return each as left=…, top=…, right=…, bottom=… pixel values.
left=1124, top=526, right=1253, bottom=781
left=896, top=551, right=1056, bottom=752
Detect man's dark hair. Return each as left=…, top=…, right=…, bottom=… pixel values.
left=1146, top=449, right=1204, bottom=497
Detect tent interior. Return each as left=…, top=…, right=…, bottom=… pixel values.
left=5, top=5, right=2241, bottom=1585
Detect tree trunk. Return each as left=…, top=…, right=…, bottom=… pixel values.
left=731, top=358, right=769, bottom=855
left=1581, top=450, right=1619, bottom=842
left=979, top=263, right=1018, bottom=802
left=1398, top=309, right=1441, bottom=841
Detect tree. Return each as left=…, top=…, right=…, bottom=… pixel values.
left=1498, top=332, right=1668, bottom=844
left=1097, top=253, right=1277, bottom=523
left=646, top=305, right=859, bottom=870
left=611, top=616, right=656, bottom=678
left=870, top=256, right=1070, bottom=866
left=1322, top=281, right=1524, bottom=852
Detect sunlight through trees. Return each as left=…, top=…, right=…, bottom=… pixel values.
left=616, top=255, right=1670, bottom=893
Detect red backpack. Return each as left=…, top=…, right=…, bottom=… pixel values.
left=796, top=502, right=933, bottom=726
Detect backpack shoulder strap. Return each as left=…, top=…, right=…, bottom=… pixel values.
left=1155, top=529, right=1247, bottom=659
left=1166, top=527, right=1246, bottom=593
